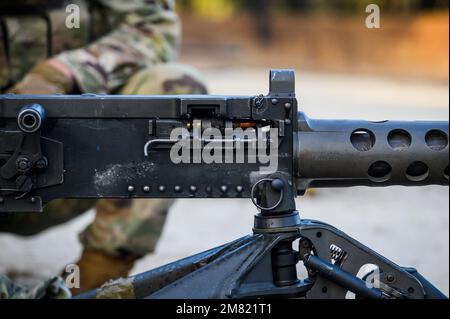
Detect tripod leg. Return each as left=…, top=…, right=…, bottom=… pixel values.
left=146, top=231, right=311, bottom=299
left=76, top=235, right=262, bottom=299
left=298, top=219, right=447, bottom=299
left=76, top=231, right=312, bottom=299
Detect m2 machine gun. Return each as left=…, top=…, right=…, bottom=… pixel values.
left=0, top=70, right=448, bottom=299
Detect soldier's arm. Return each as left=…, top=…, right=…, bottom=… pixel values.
left=8, top=0, right=180, bottom=95
left=11, top=0, right=181, bottom=94
left=55, top=0, right=180, bottom=94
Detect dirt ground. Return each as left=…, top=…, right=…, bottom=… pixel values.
left=0, top=67, right=448, bottom=296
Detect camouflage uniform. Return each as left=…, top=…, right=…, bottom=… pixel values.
left=0, top=275, right=71, bottom=299
left=0, top=0, right=208, bottom=298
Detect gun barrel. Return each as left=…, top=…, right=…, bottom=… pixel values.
left=295, top=112, right=449, bottom=191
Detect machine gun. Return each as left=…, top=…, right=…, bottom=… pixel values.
left=0, top=70, right=448, bottom=299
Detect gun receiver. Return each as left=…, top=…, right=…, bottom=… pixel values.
left=0, top=70, right=448, bottom=213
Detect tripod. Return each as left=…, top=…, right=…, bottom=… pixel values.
left=78, top=173, right=446, bottom=299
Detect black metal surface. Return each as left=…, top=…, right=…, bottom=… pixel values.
left=253, top=211, right=301, bottom=233
left=76, top=216, right=446, bottom=299
left=146, top=231, right=311, bottom=299
left=298, top=219, right=428, bottom=299
left=296, top=112, right=449, bottom=191
left=1, top=70, right=447, bottom=213
left=0, top=71, right=297, bottom=213
left=405, top=268, right=448, bottom=299
left=304, top=255, right=384, bottom=299
left=0, top=107, right=293, bottom=205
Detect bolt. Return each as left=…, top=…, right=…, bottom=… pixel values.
left=271, top=98, right=278, bottom=105
left=127, top=185, right=135, bottom=193
left=143, top=186, right=150, bottom=193
left=158, top=185, right=166, bottom=192
left=271, top=179, right=284, bottom=191
left=18, top=161, right=28, bottom=170
left=0, top=197, right=4, bottom=204
left=16, top=157, right=31, bottom=171
left=301, top=240, right=310, bottom=248
left=220, top=185, right=228, bottom=193
left=35, top=158, right=48, bottom=170
left=308, top=269, right=317, bottom=277
left=236, top=186, right=243, bottom=193
left=174, top=185, right=182, bottom=193
left=285, top=119, right=292, bottom=126
left=284, top=102, right=292, bottom=110
left=189, top=185, right=197, bottom=193
left=387, top=275, right=395, bottom=282
left=30, top=197, right=36, bottom=203
left=205, top=186, right=212, bottom=194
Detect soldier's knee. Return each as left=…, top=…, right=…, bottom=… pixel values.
left=120, top=64, right=208, bottom=95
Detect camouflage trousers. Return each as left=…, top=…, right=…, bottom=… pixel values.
left=0, top=275, right=71, bottom=299
left=0, top=63, right=208, bottom=260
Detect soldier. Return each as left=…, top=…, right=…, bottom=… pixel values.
left=0, top=0, right=207, bottom=298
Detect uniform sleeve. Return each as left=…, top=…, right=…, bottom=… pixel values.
left=56, top=0, right=180, bottom=93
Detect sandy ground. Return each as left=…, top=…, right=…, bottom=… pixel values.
left=0, top=68, right=448, bottom=295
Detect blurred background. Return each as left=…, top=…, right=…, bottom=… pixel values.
left=177, top=0, right=449, bottom=82
left=0, top=0, right=449, bottom=296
